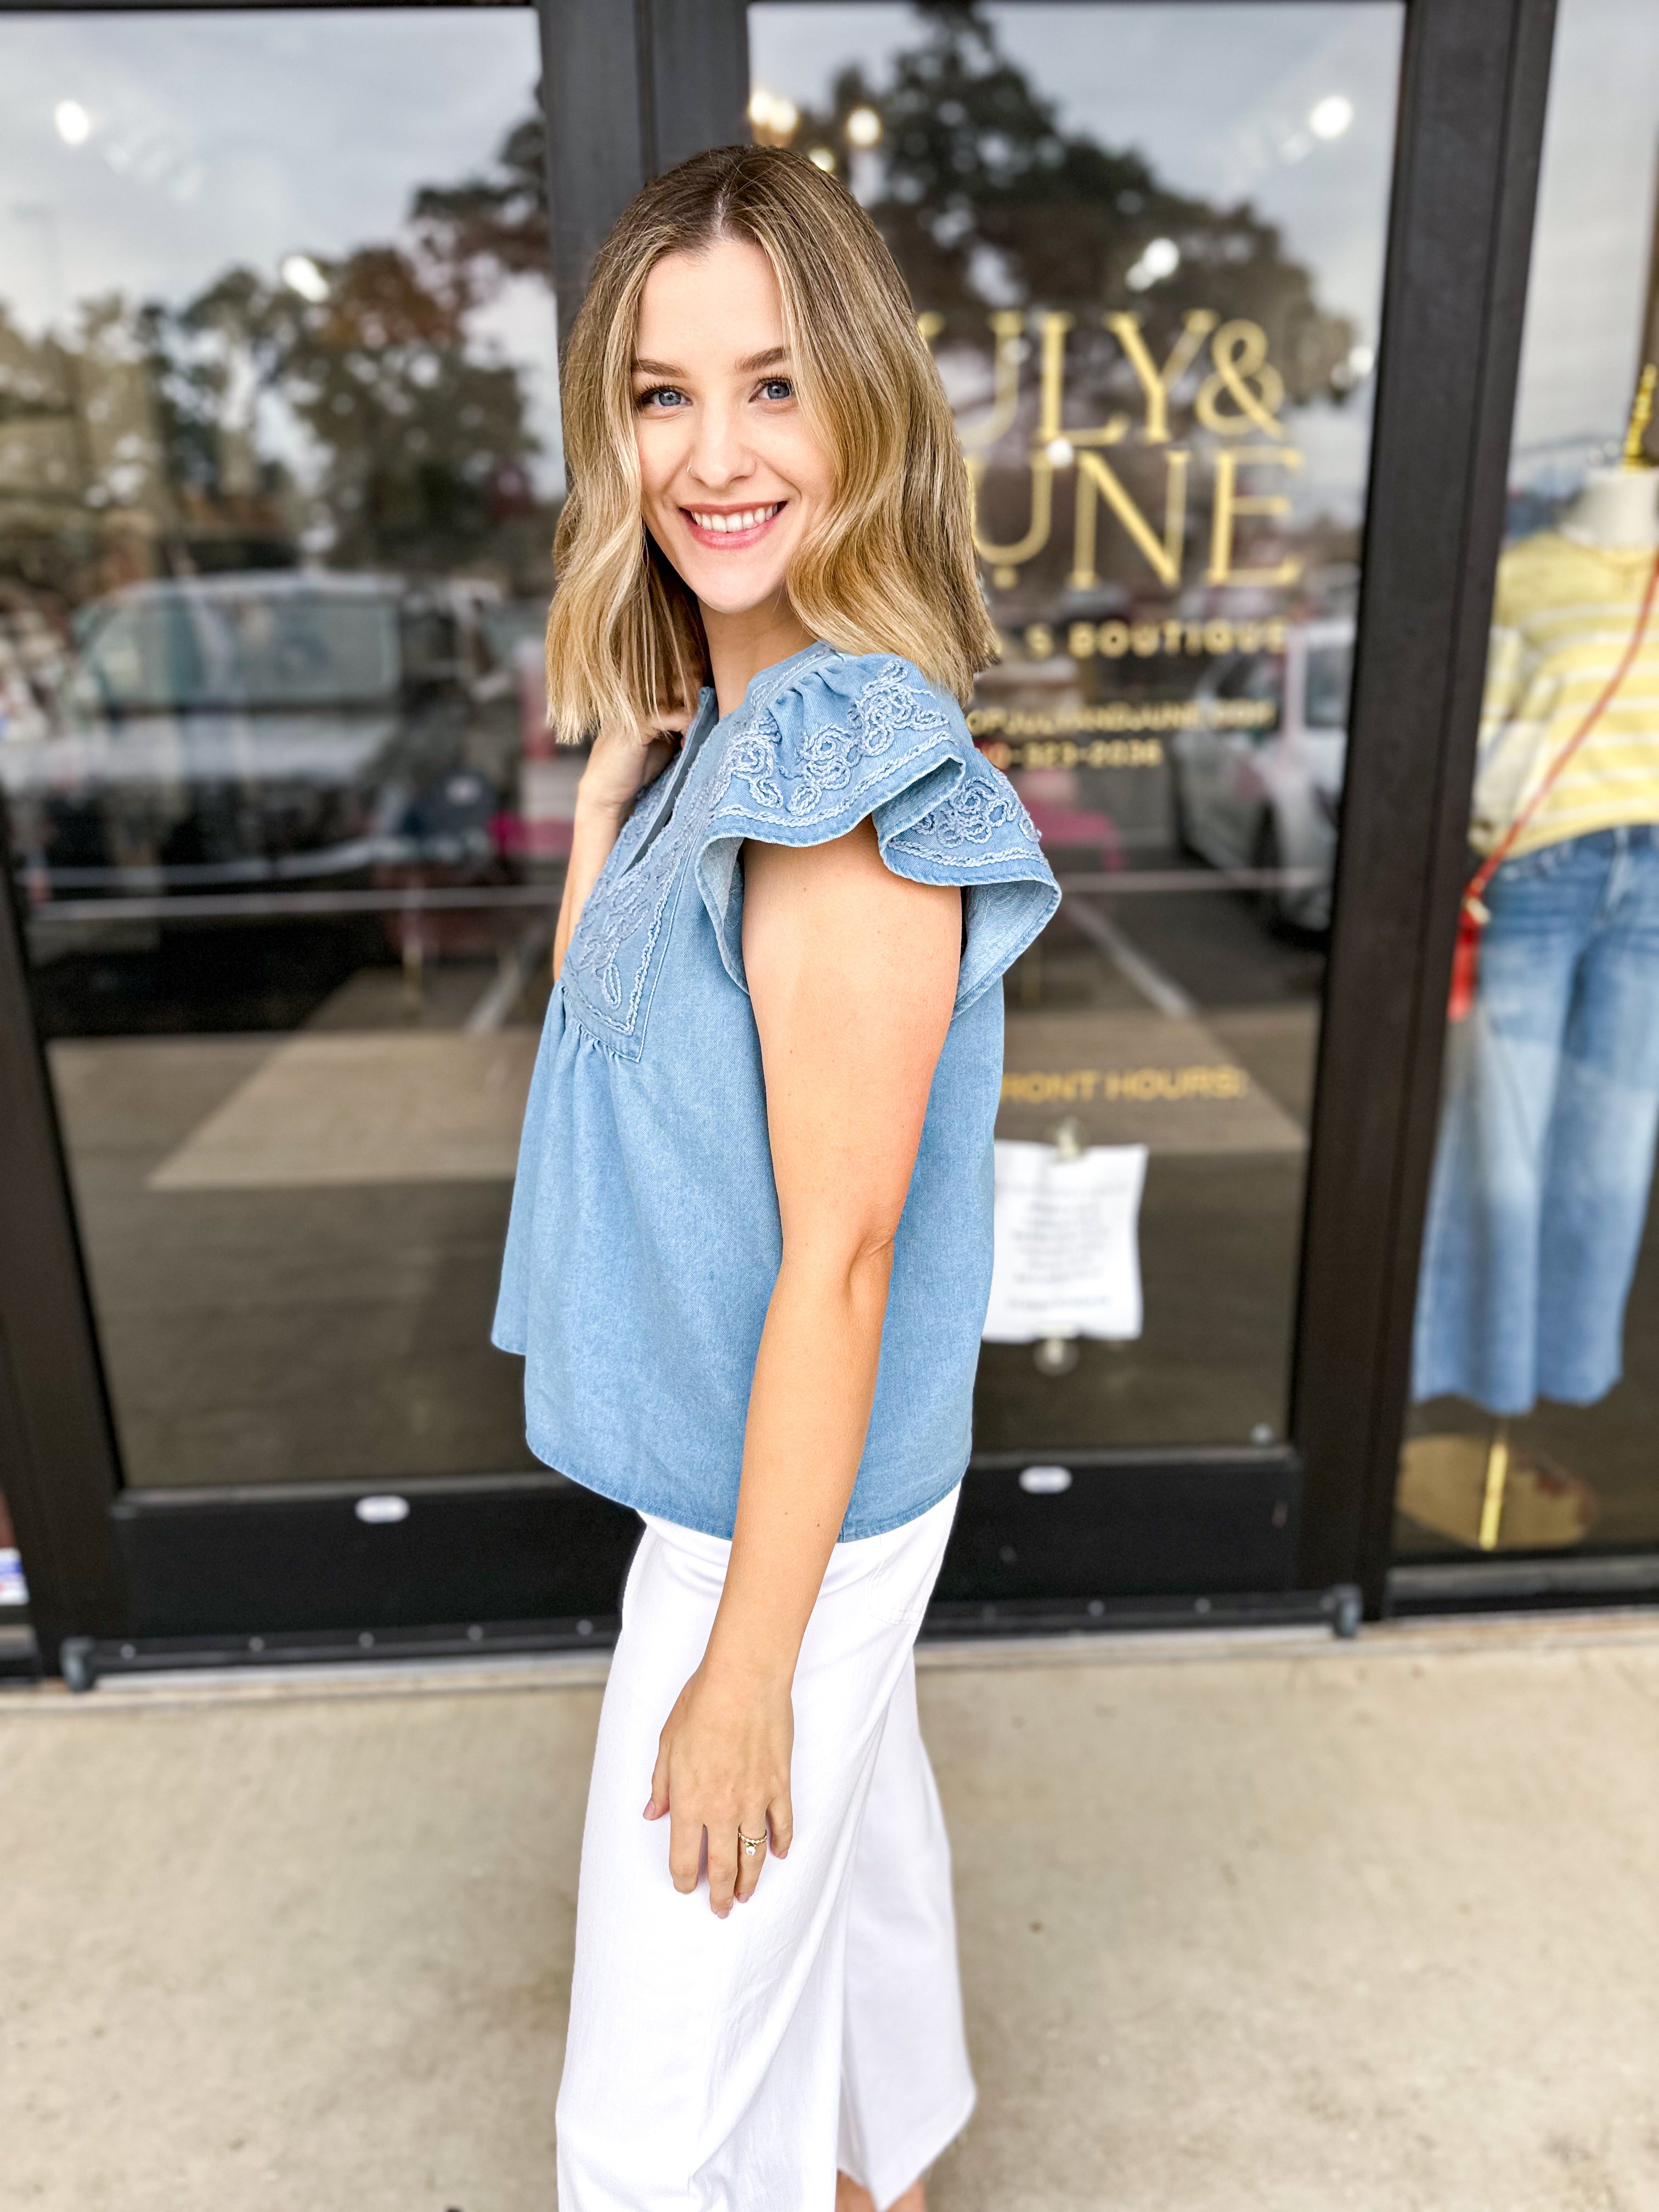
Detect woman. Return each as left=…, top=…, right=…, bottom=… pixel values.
left=494, top=143, right=1057, bottom=2210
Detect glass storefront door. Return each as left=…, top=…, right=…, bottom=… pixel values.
left=0, top=7, right=562, bottom=1489
left=750, top=5, right=1401, bottom=1515
left=0, top=7, right=656, bottom=1640
left=0, top=0, right=1559, bottom=1662
left=1393, top=0, right=1659, bottom=1567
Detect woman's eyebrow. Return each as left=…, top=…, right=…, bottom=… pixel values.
left=632, top=347, right=790, bottom=378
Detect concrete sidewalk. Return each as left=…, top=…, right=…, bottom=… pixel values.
left=3, top=1615, right=1657, bottom=2211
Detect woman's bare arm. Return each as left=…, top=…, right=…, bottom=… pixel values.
left=647, top=818, right=961, bottom=1914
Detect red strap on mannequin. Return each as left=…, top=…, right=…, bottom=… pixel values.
left=1448, top=543, right=1659, bottom=1023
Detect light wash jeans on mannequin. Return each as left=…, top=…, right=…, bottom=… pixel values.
left=1412, top=825, right=1659, bottom=1415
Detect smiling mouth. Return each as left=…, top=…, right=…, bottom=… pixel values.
left=682, top=501, right=786, bottom=547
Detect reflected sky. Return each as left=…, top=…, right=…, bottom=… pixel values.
left=751, top=4, right=1402, bottom=329
left=0, top=8, right=561, bottom=488
left=753, top=2, right=1400, bottom=527
left=754, top=0, right=1659, bottom=481
left=3, top=0, right=1650, bottom=507
left=1511, top=0, right=1659, bottom=479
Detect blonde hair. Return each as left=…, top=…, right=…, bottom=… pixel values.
left=546, top=143, right=996, bottom=738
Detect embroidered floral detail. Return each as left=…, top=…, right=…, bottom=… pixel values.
left=568, top=653, right=1051, bottom=1039
left=715, top=658, right=953, bottom=825
left=908, top=762, right=1044, bottom=859
left=563, top=754, right=698, bottom=1036
left=568, top=848, right=678, bottom=1025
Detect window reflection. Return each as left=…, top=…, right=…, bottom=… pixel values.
left=752, top=2, right=1401, bottom=1451
left=0, top=1489, right=24, bottom=1615
left=0, top=9, right=560, bottom=1491
left=1397, top=0, right=1659, bottom=1558
left=76, top=584, right=401, bottom=713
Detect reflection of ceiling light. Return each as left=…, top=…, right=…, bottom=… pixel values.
left=748, top=87, right=799, bottom=140
left=845, top=104, right=882, bottom=149
left=1126, top=236, right=1180, bottom=292
left=279, top=253, right=330, bottom=302
left=1045, top=437, right=1074, bottom=467
left=1309, top=95, right=1354, bottom=139
left=54, top=99, right=92, bottom=145
left=1330, top=340, right=1377, bottom=394
left=808, top=146, right=836, bottom=172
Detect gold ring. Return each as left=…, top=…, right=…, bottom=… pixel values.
left=738, top=1827, right=766, bottom=1858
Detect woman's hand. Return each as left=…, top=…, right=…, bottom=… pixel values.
left=577, top=714, right=684, bottom=821
left=646, top=1654, right=794, bottom=1916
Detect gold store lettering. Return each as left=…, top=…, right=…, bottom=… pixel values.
left=967, top=450, right=1054, bottom=574
left=1029, top=617, right=1289, bottom=662
left=1000, top=1065, right=1254, bottom=1105
left=1103, top=311, right=1218, bottom=446
left=968, top=696, right=1274, bottom=742
left=932, top=310, right=1306, bottom=592
left=1069, top=447, right=1188, bottom=591
left=1207, top=447, right=1304, bottom=587
left=974, top=736, right=1167, bottom=770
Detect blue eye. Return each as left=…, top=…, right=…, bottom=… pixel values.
left=636, top=385, right=689, bottom=411
left=759, top=377, right=794, bottom=402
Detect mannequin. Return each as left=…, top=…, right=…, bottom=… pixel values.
left=1407, top=433, right=1659, bottom=1547
left=1558, top=462, right=1659, bottom=550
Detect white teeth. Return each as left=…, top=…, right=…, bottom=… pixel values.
left=690, top=505, right=780, bottom=534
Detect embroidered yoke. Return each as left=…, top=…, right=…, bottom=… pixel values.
left=492, top=642, right=1059, bottom=1539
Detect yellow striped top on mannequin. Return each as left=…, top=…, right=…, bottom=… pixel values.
left=1471, top=469, right=1659, bottom=859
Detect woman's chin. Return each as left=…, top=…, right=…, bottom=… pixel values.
left=686, top=563, right=794, bottom=619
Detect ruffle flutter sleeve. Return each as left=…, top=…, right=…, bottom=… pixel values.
left=696, top=652, right=1059, bottom=1012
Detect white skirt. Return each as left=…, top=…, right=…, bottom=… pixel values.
left=557, top=1486, right=974, bottom=2211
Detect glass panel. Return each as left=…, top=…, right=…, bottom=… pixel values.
left=0, top=8, right=560, bottom=1489
left=1396, top=0, right=1659, bottom=1559
left=0, top=1488, right=24, bottom=1613
left=749, top=2, right=1402, bottom=1451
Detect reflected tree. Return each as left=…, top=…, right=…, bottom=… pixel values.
left=176, top=246, right=540, bottom=574
left=0, top=89, right=557, bottom=601
left=410, top=110, right=551, bottom=288
left=764, top=2, right=1366, bottom=610
left=782, top=1, right=1356, bottom=408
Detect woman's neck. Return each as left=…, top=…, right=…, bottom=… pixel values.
left=701, top=591, right=816, bottom=718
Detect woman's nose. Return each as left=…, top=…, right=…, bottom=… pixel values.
left=685, top=403, right=754, bottom=493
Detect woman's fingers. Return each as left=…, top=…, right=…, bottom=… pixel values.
left=645, top=1733, right=671, bottom=1821
left=733, top=1816, right=768, bottom=1903
left=639, top=733, right=675, bottom=783
left=706, top=1826, right=740, bottom=1917
left=667, top=1798, right=704, bottom=1895
left=664, top=1801, right=789, bottom=1910
left=768, top=1787, right=794, bottom=1861
left=646, top=1663, right=794, bottom=1910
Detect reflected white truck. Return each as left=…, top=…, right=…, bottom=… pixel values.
left=0, top=572, right=511, bottom=898
left=1169, top=617, right=1353, bottom=932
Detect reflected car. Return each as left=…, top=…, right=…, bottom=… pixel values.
left=1169, top=618, right=1353, bottom=932
left=0, top=572, right=511, bottom=898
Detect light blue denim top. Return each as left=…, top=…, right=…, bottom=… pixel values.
left=492, top=642, right=1059, bottom=1540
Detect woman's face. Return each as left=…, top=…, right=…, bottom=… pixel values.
left=632, top=238, right=833, bottom=618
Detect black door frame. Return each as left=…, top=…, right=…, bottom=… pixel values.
left=0, top=0, right=1559, bottom=1679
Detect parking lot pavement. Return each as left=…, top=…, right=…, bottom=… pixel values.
left=3, top=1615, right=1657, bottom=2212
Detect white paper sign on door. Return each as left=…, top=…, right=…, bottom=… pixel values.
left=983, top=1140, right=1148, bottom=1343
